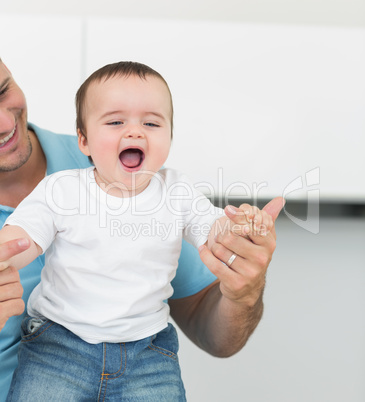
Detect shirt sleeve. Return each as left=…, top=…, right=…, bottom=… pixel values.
left=176, top=173, right=224, bottom=248
left=4, top=176, right=57, bottom=254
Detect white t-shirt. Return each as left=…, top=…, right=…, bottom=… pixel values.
left=6, top=167, right=223, bottom=344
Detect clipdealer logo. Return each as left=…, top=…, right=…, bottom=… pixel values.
left=282, top=167, right=320, bottom=234
left=44, top=167, right=321, bottom=235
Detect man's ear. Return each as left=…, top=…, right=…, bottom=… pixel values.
left=77, top=129, right=91, bottom=156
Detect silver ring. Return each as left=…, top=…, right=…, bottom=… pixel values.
left=226, top=253, right=237, bottom=267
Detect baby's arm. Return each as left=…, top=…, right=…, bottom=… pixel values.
left=0, top=226, right=42, bottom=271
left=206, top=204, right=274, bottom=250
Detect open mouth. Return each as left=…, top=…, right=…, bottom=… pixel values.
left=119, top=148, right=145, bottom=171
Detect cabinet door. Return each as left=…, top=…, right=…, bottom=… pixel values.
left=0, top=14, right=83, bottom=135
left=85, top=18, right=365, bottom=201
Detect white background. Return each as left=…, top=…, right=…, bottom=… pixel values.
left=1, top=2, right=365, bottom=401
left=1, top=11, right=364, bottom=202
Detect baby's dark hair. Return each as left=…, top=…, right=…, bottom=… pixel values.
left=75, top=61, right=174, bottom=140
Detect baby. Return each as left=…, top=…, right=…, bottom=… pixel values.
left=1, top=61, right=272, bottom=401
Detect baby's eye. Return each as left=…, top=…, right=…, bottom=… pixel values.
left=107, top=121, right=123, bottom=126
left=144, top=122, right=160, bottom=128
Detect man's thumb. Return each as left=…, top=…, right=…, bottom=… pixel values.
left=263, top=197, right=286, bottom=222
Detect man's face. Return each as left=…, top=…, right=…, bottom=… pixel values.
left=0, top=61, right=32, bottom=172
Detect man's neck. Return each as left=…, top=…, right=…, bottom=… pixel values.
left=0, top=129, right=47, bottom=208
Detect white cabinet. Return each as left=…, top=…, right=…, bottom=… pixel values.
left=0, top=14, right=83, bottom=134
left=2, top=14, right=364, bottom=200
left=86, top=19, right=365, bottom=201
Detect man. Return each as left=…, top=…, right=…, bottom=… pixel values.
left=0, top=59, right=284, bottom=399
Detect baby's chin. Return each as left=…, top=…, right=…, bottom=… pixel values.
left=119, top=174, right=154, bottom=196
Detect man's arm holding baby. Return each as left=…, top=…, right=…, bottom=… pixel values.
left=169, top=197, right=284, bottom=357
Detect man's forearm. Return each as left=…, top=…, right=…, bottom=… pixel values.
left=171, top=198, right=283, bottom=357
left=198, top=282, right=264, bottom=357
left=169, top=280, right=264, bottom=357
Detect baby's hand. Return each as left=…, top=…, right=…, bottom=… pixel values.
left=0, top=238, right=31, bottom=272
left=224, top=204, right=274, bottom=237
left=0, top=259, right=10, bottom=272
left=0, top=239, right=27, bottom=271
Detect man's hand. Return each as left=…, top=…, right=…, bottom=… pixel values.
left=200, top=197, right=284, bottom=307
left=0, top=238, right=30, bottom=331
left=169, top=197, right=285, bottom=357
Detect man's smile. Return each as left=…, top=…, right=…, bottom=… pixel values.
left=0, top=125, right=16, bottom=147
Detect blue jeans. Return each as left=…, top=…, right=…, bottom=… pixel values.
left=6, top=317, right=186, bottom=401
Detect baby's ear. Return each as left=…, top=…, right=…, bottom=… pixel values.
left=77, top=129, right=90, bottom=156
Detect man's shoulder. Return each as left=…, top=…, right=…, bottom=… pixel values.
left=29, top=123, right=92, bottom=173
left=30, top=123, right=78, bottom=149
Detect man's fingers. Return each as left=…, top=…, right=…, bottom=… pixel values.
left=0, top=266, right=23, bottom=300
left=0, top=299, right=25, bottom=331
left=198, top=244, right=237, bottom=282
left=209, top=241, right=243, bottom=272
left=0, top=280, right=24, bottom=302
left=0, top=265, right=21, bottom=286
left=262, top=197, right=286, bottom=222
left=0, top=238, right=30, bottom=263
left=0, top=266, right=25, bottom=332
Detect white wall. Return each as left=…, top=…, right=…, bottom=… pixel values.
left=1, top=13, right=364, bottom=202
left=2, top=0, right=365, bottom=26
left=177, top=216, right=365, bottom=402
left=0, top=15, right=83, bottom=140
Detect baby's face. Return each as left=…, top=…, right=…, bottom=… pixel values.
left=78, top=74, right=172, bottom=197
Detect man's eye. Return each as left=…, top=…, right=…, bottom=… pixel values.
left=145, top=122, right=160, bottom=127
left=0, top=85, right=9, bottom=97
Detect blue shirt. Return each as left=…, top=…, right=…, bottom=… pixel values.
left=0, top=124, right=217, bottom=400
